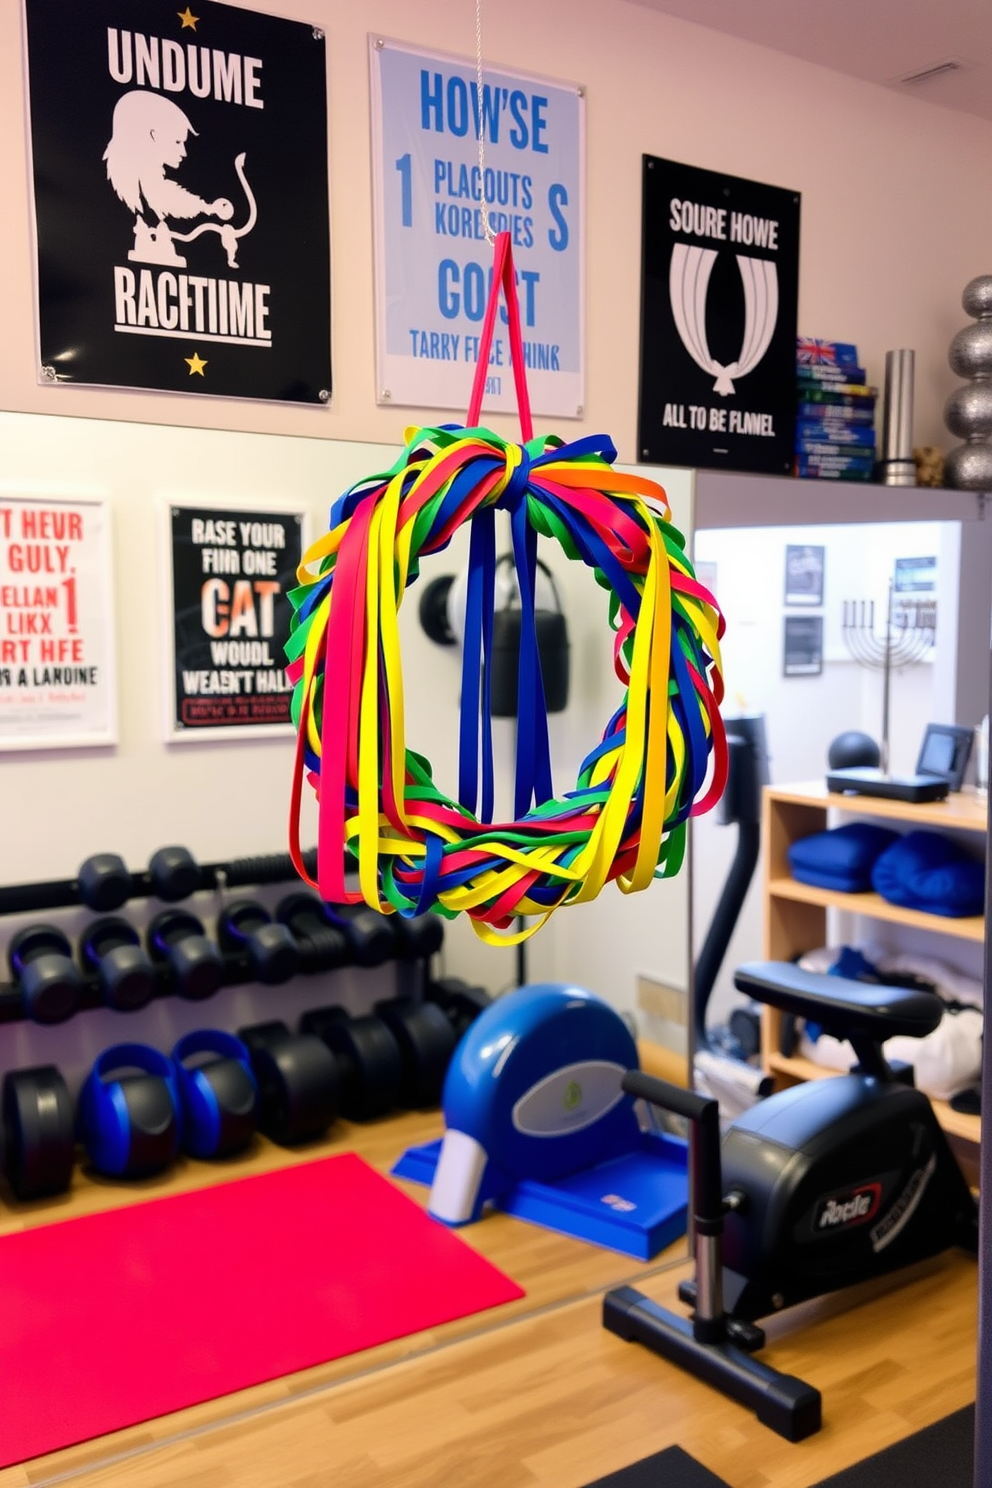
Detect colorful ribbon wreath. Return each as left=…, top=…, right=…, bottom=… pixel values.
left=286, top=235, right=726, bottom=945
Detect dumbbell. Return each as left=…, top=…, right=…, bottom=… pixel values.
left=237, top=1020, right=339, bottom=1145
left=322, top=902, right=396, bottom=968
left=275, top=894, right=350, bottom=973
left=77, top=847, right=200, bottom=912
left=299, top=1006, right=404, bottom=1121
left=426, top=977, right=493, bottom=1038
left=79, top=917, right=157, bottom=1012
left=77, top=853, right=132, bottom=912
left=8, top=925, right=83, bottom=1024
left=77, top=1044, right=181, bottom=1178
left=147, top=845, right=201, bottom=902
left=392, top=912, right=445, bottom=962
left=172, top=1030, right=258, bottom=1159
left=2, top=1065, right=75, bottom=1200
left=147, top=910, right=225, bottom=1001
left=278, top=894, right=443, bottom=970
left=374, top=998, right=459, bottom=1109
left=217, top=901, right=299, bottom=985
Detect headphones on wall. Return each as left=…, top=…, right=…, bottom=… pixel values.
left=419, top=554, right=570, bottom=717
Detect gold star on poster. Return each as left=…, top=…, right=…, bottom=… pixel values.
left=185, top=352, right=208, bottom=376
left=177, top=7, right=199, bottom=29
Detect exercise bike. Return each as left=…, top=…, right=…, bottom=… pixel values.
left=604, top=959, right=978, bottom=1441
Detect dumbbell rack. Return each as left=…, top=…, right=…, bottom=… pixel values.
left=0, top=844, right=483, bottom=1204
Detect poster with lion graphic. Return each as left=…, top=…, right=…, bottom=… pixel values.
left=23, top=0, right=331, bottom=404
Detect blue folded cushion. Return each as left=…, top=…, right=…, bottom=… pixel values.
left=871, top=830, right=985, bottom=917
left=787, top=822, right=900, bottom=892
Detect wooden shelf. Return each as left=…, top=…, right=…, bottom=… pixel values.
left=762, top=783, right=984, bottom=1169
left=767, top=875, right=985, bottom=942
left=768, top=780, right=988, bottom=833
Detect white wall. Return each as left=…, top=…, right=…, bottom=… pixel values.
left=1, top=0, right=990, bottom=452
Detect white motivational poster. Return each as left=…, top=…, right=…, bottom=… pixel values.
left=0, top=497, right=118, bottom=749
left=369, top=36, right=585, bottom=419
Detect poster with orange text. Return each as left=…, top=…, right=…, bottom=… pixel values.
left=164, top=502, right=302, bottom=740
left=0, top=496, right=117, bottom=749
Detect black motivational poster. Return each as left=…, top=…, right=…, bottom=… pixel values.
left=24, top=0, right=331, bottom=403
left=168, top=506, right=302, bottom=736
left=639, top=156, right=800, bottom=473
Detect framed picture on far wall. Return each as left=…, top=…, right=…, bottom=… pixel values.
left=783, top=615, right=823, bottom=677
left=784, top=544, right=825, bottom=607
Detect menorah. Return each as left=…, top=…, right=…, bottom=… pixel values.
left=842, top=580, right=937, bottom=773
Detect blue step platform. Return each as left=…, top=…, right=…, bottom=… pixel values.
left=393, top=1129, right=688, bottom=1261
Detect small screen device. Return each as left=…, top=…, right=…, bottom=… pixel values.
left=915, top=724, right=973, bottom=792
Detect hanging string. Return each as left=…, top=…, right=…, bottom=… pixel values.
left=475, top=0, right=496, bottom=247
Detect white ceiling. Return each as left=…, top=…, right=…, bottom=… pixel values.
left=632, top=0, right=992, bottom=124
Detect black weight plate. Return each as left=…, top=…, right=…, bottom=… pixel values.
left=376, top=1000, right=457, bottom=1109
left=250, top=1034, right=338, bottom=1145
left=331, top=1016, right=403, bottom=1122
left=3, top=1065, right=75, bottom=1199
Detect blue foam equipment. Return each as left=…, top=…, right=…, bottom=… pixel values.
left=392, top=983, right=688, bottom=1259
left=77, top=1043, right=181, bottom=1178
left=172, top=1030, right=259, bottom=1159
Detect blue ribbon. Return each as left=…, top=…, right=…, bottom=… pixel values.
left=457, top=506, right=496, bottom=821
left=510, top=495, right=553, bottom=818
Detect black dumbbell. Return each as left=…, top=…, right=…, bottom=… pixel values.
left=148, top=845, right=201, bottom=903
left=276, top=894, right=350, bottom=973
left=392, top=912, right=445, bottom=962
left=8, top=925, right=83, bottom=1025
left=426, top=977, right=493, bottom=1038
left=299, top=1006, right=404, bottom=1121
left=217, top=901, right=299, bottom=985
left=2, top=1065, right=76, bottom=1200
left=237, top=1020, right=339, bottom=1145
left=77, top=853, right=132, bottom=913
left=80, top=917, right=157, bottom=1012
left=374, top=998, right=458, bottom=1108
left=323, top=903, right=397, bottom=968
left=147, top=909, right=225, bottom=1001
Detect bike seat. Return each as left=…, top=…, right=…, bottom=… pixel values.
left=733, top=961, right=943, bottom=1042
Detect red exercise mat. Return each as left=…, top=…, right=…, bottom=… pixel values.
left=0, top=1152, right=525, bottom=1468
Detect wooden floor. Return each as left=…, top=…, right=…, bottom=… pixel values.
left=0, top=1110, right=977, bottom=1488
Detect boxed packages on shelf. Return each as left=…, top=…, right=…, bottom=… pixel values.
left=794, top=338, right=877, bottom=481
